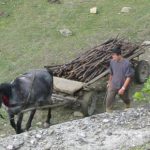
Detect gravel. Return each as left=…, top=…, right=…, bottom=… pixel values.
left=0, top=105, right=150, bottom=150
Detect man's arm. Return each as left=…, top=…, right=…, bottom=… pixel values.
left=118, top=77, right=131, bottom=95
left=118, top=61, right=134, bottom=95
left=122, top=77, right=131, bottom=90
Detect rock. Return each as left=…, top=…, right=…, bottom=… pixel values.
left=142, top=41, right=150, bottom=46
left=90, top=7, right=97, bottom=14
left=36, top=134, right=42, bottom=139
left=30, top=138, right=37, bottom=144
left=121, top=7, right=131, bottom=13
left=107, top=131, right=112, bottom=136
left=48, top=129, right=54, bottom=135
left=103, top=119, right=109, bottom=123
left=7, top=145, right=14, bottom=150
left=36, top=122, right=42, bottom=126
left=0, top=145, right=5, bottom=150
left=0, top=134, right=6, bottom=138
left=0, top=12, right=5, bottom=17
left=73, top=111, right=84, bottom=117
left=43, top=122, right=50, bottom=128
left=48, top=0, right=61, bottom=4
left=44, top=143, right=51, bottom=150
left=59, top=28, right=73, bottom=37
left=78, top=138, right=88, bottom=145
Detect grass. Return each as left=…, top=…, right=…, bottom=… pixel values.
left=0, top=0, right=150, bottom=82
left=130, top=142, right=150, bottom=150
left=0, top=0, right=150, bottom=138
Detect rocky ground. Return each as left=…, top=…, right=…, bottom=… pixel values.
left=0, top=105, right=149, bottom=150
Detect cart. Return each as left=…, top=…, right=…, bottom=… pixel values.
left=48, top=51, right=149, bottom=116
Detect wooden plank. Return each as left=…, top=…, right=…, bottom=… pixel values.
left=83, top=69, right=109, bottom=87
left=21, top=101, right=69, bottom=113
left=54, top=77, right=83, bottom=95
left=52, top=94, right=77, bottom=102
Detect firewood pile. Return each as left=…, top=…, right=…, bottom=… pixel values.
left=45, top=38, right=144, bottom=83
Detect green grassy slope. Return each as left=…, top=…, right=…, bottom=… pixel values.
left=0, top=0, right=150, bottom=82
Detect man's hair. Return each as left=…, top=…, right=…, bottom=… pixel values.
left=111, top=45, right=122, bottom=55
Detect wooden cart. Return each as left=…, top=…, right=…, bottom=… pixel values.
left=50, top=51, right=149, bottom=116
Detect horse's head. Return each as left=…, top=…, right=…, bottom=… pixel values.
left=0, top=83, right=11, bottom=119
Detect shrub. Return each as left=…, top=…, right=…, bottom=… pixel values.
left=133, top=77, right=150, bottom=102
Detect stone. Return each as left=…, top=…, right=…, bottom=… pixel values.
left=73, top=111, right=84, bottom=117
left=90, top=7, right=97, bottom=14
left=107, top=131, right=112, bottom=136
left=44, top=143, right=51, bottom=150
left=0, top=134, right=6, bottom=138
left=121, top=7, right=131, bottom=13
left=59, top=28, right=73, bottom=37
left=142, top=41, right=150, bottom=46
left=30, top=139, right=37, bottom=144
left=103, top=119, right=109, bottom=123
left=36, top=134, right=42, bottom=139
left=43, top=122, right=50, bottom=128
left=36, top=122, right=42, bottom=126
left=48, top=0, right=61, bottom=4
left=0, top=12, right=5, bottom=17
left=0, top=145, right=5, bottom=150
left=48, top=130, right=54, bottom=135
left=7, top=145, right=14, bottom=150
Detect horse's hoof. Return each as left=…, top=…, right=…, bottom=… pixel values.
left=16, top=129, right=24, bottom=134
left=43, top=122, right=50, bottom=128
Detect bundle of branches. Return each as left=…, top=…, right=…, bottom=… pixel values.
left=45, top=38, right=144, bottom=83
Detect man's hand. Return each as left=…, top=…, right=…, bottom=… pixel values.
left=118, top=87, right=125, bottom=95
left=107, top=81, right=111, bottom=88
left=107, top=83, right=109, bottom=88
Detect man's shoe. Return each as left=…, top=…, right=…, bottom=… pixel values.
left=125, top=103, right=130, bottom=108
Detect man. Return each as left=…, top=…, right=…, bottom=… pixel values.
left=106, top=46, right=134, bottom=113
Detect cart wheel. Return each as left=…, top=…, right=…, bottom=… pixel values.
left=81, top=91, right=98, bottom=116
left=135, top=60, right=150, bottom=84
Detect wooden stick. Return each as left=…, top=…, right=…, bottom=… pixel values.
left=21, top=101, right=68, bottom=113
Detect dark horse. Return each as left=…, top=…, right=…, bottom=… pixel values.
left=0, top=69, right=53, bottom=134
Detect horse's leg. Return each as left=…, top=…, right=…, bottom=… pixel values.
left=43, top=108, right=51, bottom=128
left=16, top=113, right=24, bottom=134
left=26, top=109, right=36, bottom=131
left=46, top=108, right=51, bottom=124
left=8, top=113, right=16, bottom=132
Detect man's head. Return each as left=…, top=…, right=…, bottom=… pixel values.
left=111, top=46, right=122, bottom=61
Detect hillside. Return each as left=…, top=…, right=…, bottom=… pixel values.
left=0, top=0, right=150, bottom=82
